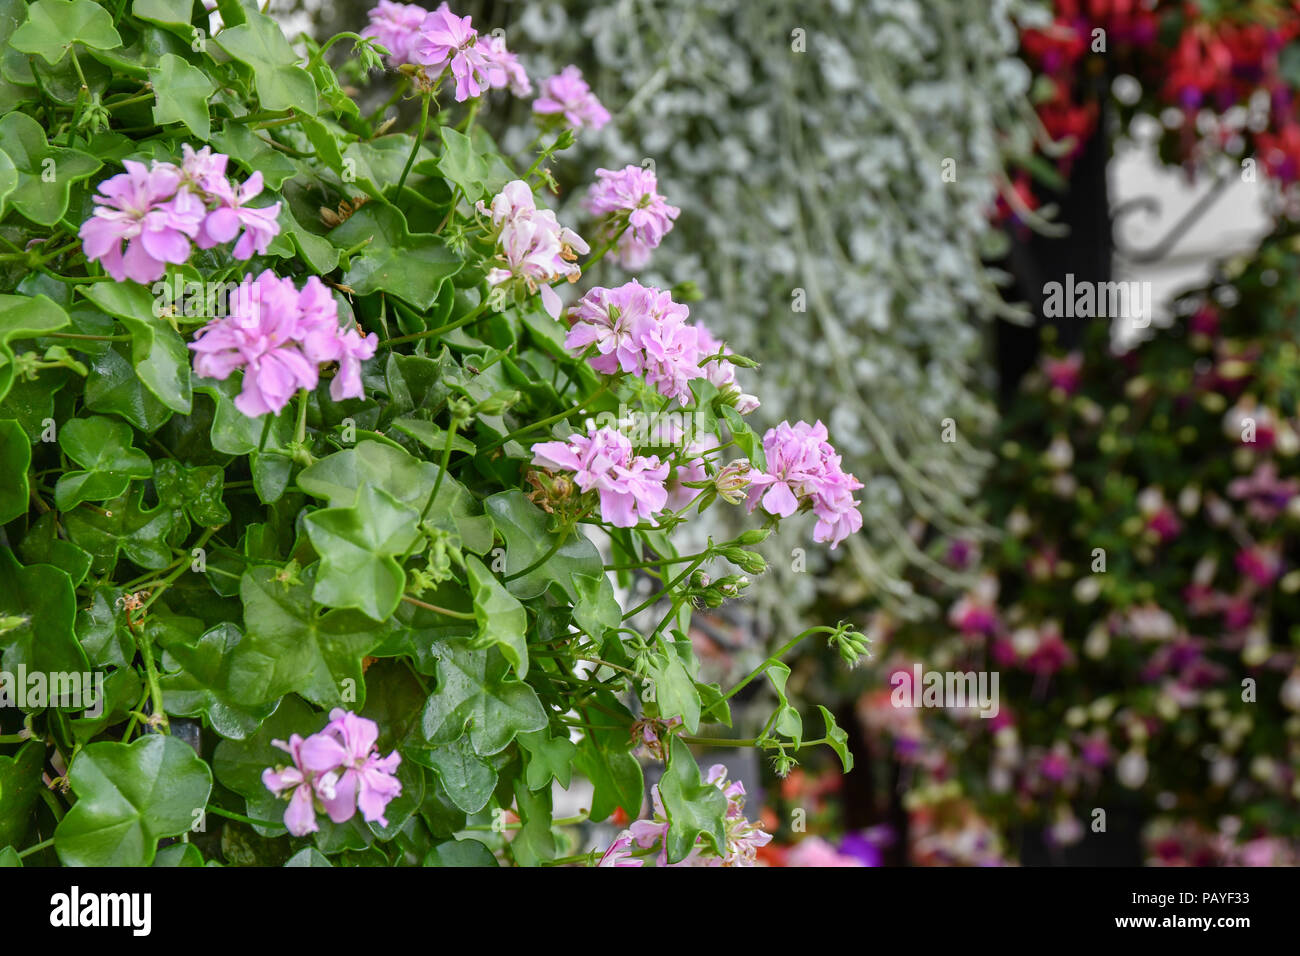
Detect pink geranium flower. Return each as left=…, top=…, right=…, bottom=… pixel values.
left=533, top=65, right=610, bottom=130
left=362, top=0, right=430, bottom=66
left=746, top=420, right=863, bottom=548
left=79, top=160, right=204, bottom=283
left=262, top=733, right=340, bottom=837
left=479, top=180, right=588, bottom=318
left=415, top=5, right=490, bottom=101
left=196, top=171, right=282, bottom=260
left=189, top=271, right=377, bottom=416
left=532, top=425, right=669, bottom=527
left=585, top=165, right=680, bottom=269
left=300, top=709, right=403, bottom=827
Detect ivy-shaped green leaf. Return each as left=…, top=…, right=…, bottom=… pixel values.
left=519, top=729, right=576, bottom=791
left=817, top=704, right=854, bottom=773
left=0, top=742, right=44, bottom=848
left=303, top=483, right=420, bottom=621
left=148, top=52, right=215, bottom=139
left=658, top=736, right=727, bottom=865
left=765, top=660, right=803, bottom=748
left=213, top=7, right=317, bottom=114
left=63, top=486, right=176, bottom=573
left=418, top=640, right=546, bottom=756
left=483, top=490, right=604, bottom=602
left=0, top=546, right=88, bottom=673
left=53, top=735, right=212, bottom=867
left=53, top=415, right=152, bottom=511
left=0, top=107, right=100, bottom=226
left=466, top=553, right=528, bottom=678
left=159, top=622, right=278, bottom=740
left=82, top=282, right=192, bottom=413
left=226, top=565, right=387, bottom=710
left=153, top=459, right=231, bottom=527
left=11, top=0, right=122, bottom=65
left=330, top=205, right=462, bottom=310
left=0, top=292, right=70, bottom=402
left=0, top=418, right=30, bottom=523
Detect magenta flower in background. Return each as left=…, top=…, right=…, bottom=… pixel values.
left=1042, top=351, right=1083, bottom=394
left=416, top=5, right=489, bottom=101
left=784, top=836, right=864, bottom=867
left=362, top=0, right=430, bottom=66
left=262, top=733, right=339, bottom=837
left=533, top=65, right=610, bottom=130
left=196, top=171, right=282, bottom=260
left=79, top=160, right=204, bottom=283
left=300, top=709, right=403, bottom=827
left=746, top=420, right=863, bottom=548
left=1236, top=543, right=1283, bottom=588
left=585, top=164, right=680, bottom=269
left=532, top=425, right=669, bottom=527
left=189, top=270, right=377, bottom=417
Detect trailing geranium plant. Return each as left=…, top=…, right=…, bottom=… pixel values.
left=0, top=0, right=865, bottom=867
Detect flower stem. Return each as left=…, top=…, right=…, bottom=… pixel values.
left=396, top=91, right=431, bottom=194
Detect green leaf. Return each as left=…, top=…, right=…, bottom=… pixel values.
left=574, top=722, right=642, bottom=822
left=82, top=282, right=192, bottom=413
left=53, top=415, right=152, bottom=511
left=285, top=847, right=333, bottom=867
left=226, top=565, right=386, bottom=709
left=18, top=511, right=92, bottom=588
left=0, top=742, right=44, bottom=848
left=148, top=52, right=215, bottom=139
left=154, top=842, right=204, bottom=866
left=209, top=123, right=297, bottom=190
left=650, top=643, right=702, bottom=734
left=0, top=419, right=30, bottom=523
left=0, top=292, right=70, bottom=402
left=0, top=147, right=18, bottom=219
left=392, top=417, right=476, bottom=456
left=483, top=490, right=604, bottom=601
left=159, top=622, right=278, bottom=740
left=75, top=586, right=133, bottom=667
left=423, top=838, right=497, bottom=867
left=570, top=569, right=620, bottom=645
left=765, top=661, right=803, bottom=748
left=0, top=108, right=99, bottom=226
left=54, top=735, right=212, bottom=867
left=133, top=0, right=197, bottom=30
left=418, top=640, right=546, bottom=756
left=510, top=779, right=556, bottom=866
left=409, top=733, right=496, bottom=813
left=465, top=554, right=528, bottom=678
left=0, top=846, right=21, bottom=867
left=304, top=483, right=421, bottom=621
left=298, top=441, right=492, bottom=553
left=11, top=0, right=122, bottom=65
left=214, top=8, right=317, bottom=114
left=331, top=204, right=461, bottom=310
left=63, top=486, right=176, bottom=574
left=817, top=704, right=854, bottom=773
left=84, top=344, right=172, bottom=432
left=434, top=127, right=497, bottom=204
left=519, top=729, right=575, bottom=791
left=0, top=547, right=88, bottom=674
left=659, top=736, right=727, bottom=865
left=153, top=459, right=230, bottom=526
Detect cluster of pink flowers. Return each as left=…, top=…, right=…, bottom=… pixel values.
left=532, top=425, right=668, bottom=527
left=364, top=2, right=529, bottom=99
left=584, top=165, right=680, bottom=269
left=80, top=146, right=280, bottom=284
left=479, top=180, right=589, bottom=319
left=189, top=270, right=377, bottom=417
left=746, top=420, right=864, bottom=548
left=533, top=65, right=610, bottom=130
left=262, top=709, right=402, bottom=837
left=564, top=280, right=756, bottom=410
left=599, top=764, right=771, bottom=867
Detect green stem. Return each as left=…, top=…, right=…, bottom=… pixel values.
left=481, top=384, right=610, bottom=455
left=699, top=626, right=837, bottom=722
left=207, top=805, right=285, bottom=829
left=380, top=298, right=492, bottom=348
left=400, top=595, right=475, bottom=620
left=17, top=837, right=53, bottom=859
left=396, top=91, right=431, bottom=194
left=622, top=551, right=709, bottom=620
